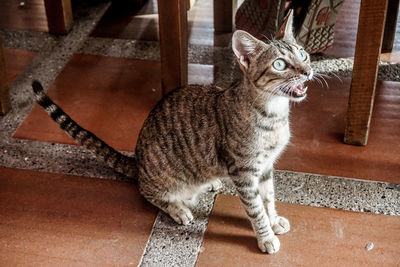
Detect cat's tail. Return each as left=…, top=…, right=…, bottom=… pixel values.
left=31, top=80, right=137, bottom=180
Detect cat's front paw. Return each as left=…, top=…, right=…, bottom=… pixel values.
left=272, top=216, right=290, bottom=235
left=258, top=235, right=280, bottom=254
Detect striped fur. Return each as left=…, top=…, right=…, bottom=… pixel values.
left=31, top=15, right=312, bottom=254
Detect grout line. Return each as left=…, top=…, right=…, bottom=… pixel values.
left=219, top=171, right=400, bottom=216
left=139, top=192, right=217, bottom=267
left=278, top=169, right=400, bottom=186
left=138, top=211, right=161, bottom=267
left=0, top=29, right=57, bottom=52
left=311, top=57, right=400, bottom=82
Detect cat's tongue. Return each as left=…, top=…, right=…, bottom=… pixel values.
left=292, top=84, right=307, bottom=96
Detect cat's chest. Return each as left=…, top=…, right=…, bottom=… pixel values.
left=251, top=123, right=290, bottom=172
left=258, top=97, right=290, bottom=151
left=259, top=122, right=290, bottom=151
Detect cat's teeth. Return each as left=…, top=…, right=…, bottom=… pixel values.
left=294, top=85, right=307, bottom=96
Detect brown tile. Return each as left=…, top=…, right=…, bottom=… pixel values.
left=380, top=52, right=400, bottom=63
left=14, top=54, right=162, bottom=151
left=0, top=0, right=48, bottom=32
left=197, top=194, right=400, bottom=266
left=4, top=48, right=37, bottom=84
left=0, top=167, right=158, bottom=266
left=277, top=78, right=400, bottom=183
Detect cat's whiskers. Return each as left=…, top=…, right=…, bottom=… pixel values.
left=313, top=76, right=324, bottom=87
left=313, top=73, right=329, bottom=87
left=325, top=72, right=343, bottom=83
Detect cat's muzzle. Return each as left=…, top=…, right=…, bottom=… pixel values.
left=286, top=83, right=308, bottom=99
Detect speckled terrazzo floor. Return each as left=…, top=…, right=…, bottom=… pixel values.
left=0, top=0, right=399, bottom=266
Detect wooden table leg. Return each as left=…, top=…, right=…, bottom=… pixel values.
left=157, top=0, right=188, bottom=95
left=344, top=0, right=388, bottom=145
left=44, top=0, right=73, bottom=34
left=0, top=39, right=11, bottom=115
left=0, top=37, right=11, bottom=115
left=382, top=0, right=399, bottom=52
left=214, top=0, right=237, bottom=33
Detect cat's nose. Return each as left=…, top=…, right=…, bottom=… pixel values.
left=303, top=69, right=313, bottom=79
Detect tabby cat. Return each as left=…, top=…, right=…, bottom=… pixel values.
left=32, top=11, right=312, bottom=254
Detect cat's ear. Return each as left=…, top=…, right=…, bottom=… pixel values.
left=275, top=9, right=296, bottom=43
left=232, top=30, right=260, bottom=69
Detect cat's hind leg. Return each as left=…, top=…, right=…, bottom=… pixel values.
left=140, top=187, right=195, bottom=225
left=166, top=201, right=194, bottom=225
left=165, top=179, right=223, bottom=224
left=148, top=197, right=194, bottom=225
left=205, top=178, right=223, bottom=192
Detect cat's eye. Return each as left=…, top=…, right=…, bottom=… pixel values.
left=298, top=49, right=308, bottom=61
left=273, top=59, right=286, bottom=71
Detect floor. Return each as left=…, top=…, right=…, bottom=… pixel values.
left=0, top=0, right=399, bottom=266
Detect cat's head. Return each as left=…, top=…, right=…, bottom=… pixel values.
left=232, top=10, right=313, bottom=102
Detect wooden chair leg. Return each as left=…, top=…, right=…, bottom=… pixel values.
left=214, top=0, right=238, bottom=33
left=344, top=0, right=388, bottom=145
left=382, top=0, right=399, bottom=52
left=0, top=37, right=11, bottom=115
left=44, top=0, right=73, bottom=34
left=157, top=0, right=188, bottom=95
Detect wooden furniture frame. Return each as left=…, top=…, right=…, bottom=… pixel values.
left=157, top=0, right=235, bottom=94
left=0, top=37, right=11, bottom=115
left=157, top=0, right=188, bottom=95
left=344, top=0, right=397, bottom=145
left=44, top=0, right=73, bottom=35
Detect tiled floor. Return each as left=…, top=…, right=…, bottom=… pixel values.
left=1, top=0, right=399, bottom=266
left=197, top=194, right=400, bottom=266
left=0, top=167, right=157, bottom=266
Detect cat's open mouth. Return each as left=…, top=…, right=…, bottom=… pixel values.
left=287, top=84, right=308, bottom=98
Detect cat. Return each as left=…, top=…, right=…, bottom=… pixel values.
left=31, top=10, right=312, bottom=254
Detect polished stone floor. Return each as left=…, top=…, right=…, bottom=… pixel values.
left=0, top=0, right=399, bottom=266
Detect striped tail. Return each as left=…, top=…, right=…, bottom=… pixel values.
left=32, top=80, right=137, bottom=179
